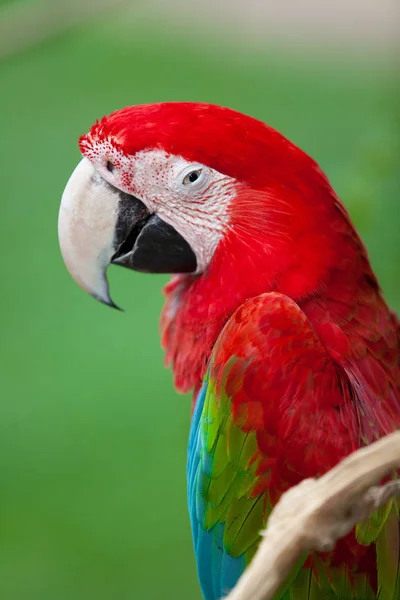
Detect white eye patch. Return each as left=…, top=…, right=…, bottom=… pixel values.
left=83, top=145, right=238, bottom=273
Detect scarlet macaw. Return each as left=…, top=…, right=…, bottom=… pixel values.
left=58, top=103, right=400, bottom=599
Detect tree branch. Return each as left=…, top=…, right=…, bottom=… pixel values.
left=225, top=431, right=400, bottom=600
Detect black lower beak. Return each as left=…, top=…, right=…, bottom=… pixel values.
left=111, top=193, right=197, bottom=274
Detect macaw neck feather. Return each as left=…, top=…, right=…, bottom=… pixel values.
left=160, top=183, right=387, bottom=399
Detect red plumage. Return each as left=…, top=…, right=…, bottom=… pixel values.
left=81, top=102, right=400, bottom=596
left=154, top=104, right=400, bottom=593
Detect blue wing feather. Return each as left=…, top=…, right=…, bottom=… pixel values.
left=187, top=383, right=245, bottom=600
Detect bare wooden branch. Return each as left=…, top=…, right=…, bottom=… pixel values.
left=225, top=431, right=400, bottom=600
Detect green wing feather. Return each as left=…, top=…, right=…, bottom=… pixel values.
left=356, top=501, right=400, bottom=600
left=200, top=363, right=309, bottom=599
left=201, top=369, right=268, bottom=560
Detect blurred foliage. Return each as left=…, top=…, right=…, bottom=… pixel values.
left=0, top=9, right=399, bottom=600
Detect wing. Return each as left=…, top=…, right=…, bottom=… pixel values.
left=187, top=292, right=399, bottom=600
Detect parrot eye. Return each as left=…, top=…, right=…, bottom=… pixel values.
left=106, top=161, right=114, bottom=173
left=183, top=169, right=202, bottom=185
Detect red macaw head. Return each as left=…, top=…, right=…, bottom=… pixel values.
left=58, top=102, right=356, bottom=310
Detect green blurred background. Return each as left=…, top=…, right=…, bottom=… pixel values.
left=0, top=1, right=399, bottom=599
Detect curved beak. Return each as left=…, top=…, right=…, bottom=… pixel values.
left=58, top=158, right=197, bottom=308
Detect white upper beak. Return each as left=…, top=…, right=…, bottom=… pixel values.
left=58, top=158, right=120, bottom=306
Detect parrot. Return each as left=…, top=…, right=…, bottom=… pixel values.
left=58, top=102, right=400, bottom=600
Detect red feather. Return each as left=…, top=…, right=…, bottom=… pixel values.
left=82, top=103, right=400, bottom=594
left=82, top=101, right=400, bottom=445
